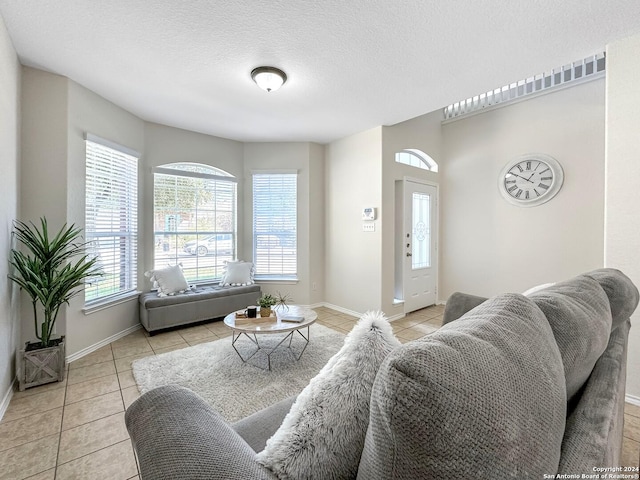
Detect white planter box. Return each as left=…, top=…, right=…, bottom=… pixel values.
left=18, top=336, right=65, bottom=391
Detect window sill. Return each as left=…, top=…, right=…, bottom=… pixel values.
left=255, top=277, right=299, bottom=285
left=83, top=291, right=141, bottom=315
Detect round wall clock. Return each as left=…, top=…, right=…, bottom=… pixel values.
left=498, top=154, right=564, bottom=207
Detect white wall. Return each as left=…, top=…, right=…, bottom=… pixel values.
left=441, top=79, right=606, bottom=297
left=65, top=80, right=145, bottom=355
left=20, top=68, right=69, bottom=343
left=0, top=12, right=20, bottom=403
left=605, top=32, right=640, bottom=399
left=243, top=142, right=324, bottom=306
left=381, top=111, right=442, bottom=317
left=325, top=127, right=383, bottom=313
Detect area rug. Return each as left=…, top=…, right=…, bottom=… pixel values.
left=132, top=323, right=346, bottom=422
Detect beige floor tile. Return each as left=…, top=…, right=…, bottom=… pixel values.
left=62, top=391, right=124, bottom=431
left=114, top=353, right=154, bottom=373
left=56, top=439, right=138, bottom=480
left=23, top=468, right=55, bottom=480
left=625, top=413, right=640, bottom=442
left=67, top=360, right=116, bottom=386
left=68, top=346, right=113, bottom=371
left=110, top=331, right=148, bottom=347
left=65, top=374, right=120, bottom=405
left=12, top=377, right=67, bottom=401
left=112, top=342, right=153, bottom=360
left=0, top=408, right=62, bottom=452
left=622, top=436, right=640, bottom=467
left=391, top=317, right=424, bottom=329
left=625, top=402, right=640, bottom=419
left=121, top=386, right=141, bottom=410
left=147, top=331, right=186, bottom=350
left=178, top=325, right=217, bottom=343
left=319, top=315, right=346, bottom=326
left=153, top=342, right=194, bottom=354
left=425, top=315, right=443, bottom=327
left=392, top=323, right=408, bottom=335
left=0, top=434, right=59, bottom=480
left=117, top=370, right=136, bottom=390
left=398, top=337, right=411, bottom=344
left=205, top=321, right=232, bottom=335
left=58, top=412, right=129, bottom=465
left=186, top=337, right=219, bottom=347
left=1, top=388, right=65, bottom=423
left=395, top=328, right=427, bottom=341
left=411, top=322, right=440, bottom=335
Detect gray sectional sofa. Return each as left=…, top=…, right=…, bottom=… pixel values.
left=138, top=283, right=261, bottom=334
left=125, top=269, right=637, bottom=479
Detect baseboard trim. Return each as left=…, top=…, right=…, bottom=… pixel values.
left=66, top=324, right=142, bottom=363
left=0, top=377, right=16, bottom=422
left=321, top=303, right=363, bottom=318
left=626, top=394, right=640, bottom=407
left=387, top=313, right=406, bottom=322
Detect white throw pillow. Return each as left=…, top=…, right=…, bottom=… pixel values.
left=256, top=311, right=400, bottom=479
left=144, top=265, right=189, bottom=297
left=219, top=260, right=254, bottom=286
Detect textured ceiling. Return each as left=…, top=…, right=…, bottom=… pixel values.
left=1, top=1, right=640, bottom=143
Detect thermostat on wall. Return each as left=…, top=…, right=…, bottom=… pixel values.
left=362, top=207, right=376, bottom=221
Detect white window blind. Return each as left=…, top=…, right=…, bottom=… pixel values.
left=253, top=172, right=297, bottom=279
left=153, top=163, right=237, bottom=283
left=85, top=136, right=138, bottom=304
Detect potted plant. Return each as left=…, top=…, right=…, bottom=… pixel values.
left=257, top=293, right=277, bottom=317
left=275, top=291, right=292, bottom=312
left=8, top=218, right=101, bottom=390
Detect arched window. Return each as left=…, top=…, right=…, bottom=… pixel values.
left=153, top=162, right=237, bottom=283
left=395, top=149, right=438, bottom=172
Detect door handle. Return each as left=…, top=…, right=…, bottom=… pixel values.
left=406, top=253, right=412, bottom=257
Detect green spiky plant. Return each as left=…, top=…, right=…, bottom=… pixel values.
left=8, top=218, right=102, bottom=348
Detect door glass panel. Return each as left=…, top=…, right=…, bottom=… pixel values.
left=412, top=192, right=430, bottom=270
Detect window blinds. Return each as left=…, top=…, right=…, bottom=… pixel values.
left=85, top=137, right=138, bottom=303
left=252, top=172, right=297, bottom=279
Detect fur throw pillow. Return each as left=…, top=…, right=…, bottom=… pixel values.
left=256, top=311, right=400, bottom=479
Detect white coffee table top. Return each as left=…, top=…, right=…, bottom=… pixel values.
left=223, top=305, right=317, bottom=334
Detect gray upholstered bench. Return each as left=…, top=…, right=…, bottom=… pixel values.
left=139, top=284, right=261, bottom=334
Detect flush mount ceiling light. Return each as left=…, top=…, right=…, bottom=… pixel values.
left=251, top=66, right=287, bottom=92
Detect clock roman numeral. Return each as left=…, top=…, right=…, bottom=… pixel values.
left=516, top=164, right=524, bottom=172
left=539, top=168, right=550, bottom=175
left=508, top=185, right=518, bottom=193
left=541, top=176, right=552, bottom=181
left=534, top=189, right=541, bottom=197
left=525, top=191, right=530, bottom=200
left=515, top=189, right=523, bottom=198
left=538, top=183, right=549, bottom=190
left=505, top=179, right=516, bottom=184
left=526, top=161, right=531, bottom=170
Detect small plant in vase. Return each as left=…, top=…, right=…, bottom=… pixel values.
left=275, top=291, right=292, bottom=312
left=257, top=294, right=277, bottom=317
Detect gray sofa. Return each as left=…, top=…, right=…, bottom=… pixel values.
left=138, top=283, right=261, bottom=334
left=125, top=269, right=637, bottom=479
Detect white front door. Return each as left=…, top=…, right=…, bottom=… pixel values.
left=403, top=180, right=437, bottom=313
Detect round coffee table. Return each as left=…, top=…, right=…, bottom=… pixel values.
left=223, top=305, right=317, bottom=370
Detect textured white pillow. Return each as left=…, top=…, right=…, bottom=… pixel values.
left=219, top=261, right=254, bottom=286
left=256, top=311, right=400, bottom=479
left=144, top=265, right=189, bottom=296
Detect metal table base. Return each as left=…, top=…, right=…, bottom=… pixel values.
left=231, top=325, right=311, bottom=370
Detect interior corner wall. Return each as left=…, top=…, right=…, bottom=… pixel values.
left=0, top=12, right=21, bottom=402
left=65, top=80, right=145, bottom=355
left=604, top=31, right=640, bottom=399
left=325, top=127, right=383, bottom=313
left=440, top=79, right=606, bottom=298
left=308, top=143, right=325, bottom=305
left=243, top=142, right=320, bottom=306
left=380, top=111, right=443, bottom=317
left=20, top=67, right=69, bottom=344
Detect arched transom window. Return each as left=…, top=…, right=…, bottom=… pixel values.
left=395, top=149, right=438, bottom=172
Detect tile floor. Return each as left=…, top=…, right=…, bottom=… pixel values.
left=0, top=305, right=638, bottom=479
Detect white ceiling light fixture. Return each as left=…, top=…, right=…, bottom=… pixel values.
left=251, top=66, right=287, bottom=92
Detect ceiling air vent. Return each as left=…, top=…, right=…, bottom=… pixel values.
left=443, top=52, right=606, bottom=121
